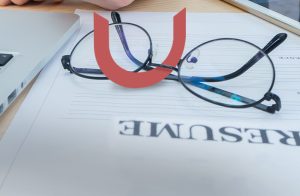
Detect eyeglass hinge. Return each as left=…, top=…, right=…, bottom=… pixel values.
left=265, top=93, right=282, bottom=113
left=61, top=55, right=72, bottom=73
left=178, top=59, right=184, bottom=65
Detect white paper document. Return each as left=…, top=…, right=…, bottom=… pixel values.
left=0, top=10, right=300, bottom=196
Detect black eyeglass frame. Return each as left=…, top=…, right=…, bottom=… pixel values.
left=61, top=11, right=287, bottom=114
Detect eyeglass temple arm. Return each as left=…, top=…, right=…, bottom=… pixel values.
left=150, top=63, right=281, bottom=114
left=111, top=11, right=146, bottom=67
left=189, top=33, right=287, bottom=83
left=171, top=75, right=281, bottom=114
left=61, top=55, right=104, bottom=74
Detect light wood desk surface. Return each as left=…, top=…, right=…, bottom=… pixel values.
left=0, top=0, right=241, bottom=138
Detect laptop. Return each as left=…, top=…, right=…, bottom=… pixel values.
left=0, top=10, right=79, bottom=116
left=223, top=0, right=300, bottom=35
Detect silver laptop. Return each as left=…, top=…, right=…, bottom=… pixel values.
left=0, top=10, right=79, bottom=116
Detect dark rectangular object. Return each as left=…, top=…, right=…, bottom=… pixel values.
left=0, top=53, right=13, bottom=66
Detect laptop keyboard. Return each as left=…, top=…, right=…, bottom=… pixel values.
left=0, top=53, right=13, bottom=67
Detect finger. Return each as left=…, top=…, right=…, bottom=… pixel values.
left=0, top=0, right=11, bottom=6
left=11, top=0, right=30, bottom=5
left=83, top=0, right=135, bottom=10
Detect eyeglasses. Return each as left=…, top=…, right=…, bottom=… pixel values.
left=62, top=11, right=287, bottom=114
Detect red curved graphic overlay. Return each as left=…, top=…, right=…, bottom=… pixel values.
left=94, top=9, right=186, bottom=88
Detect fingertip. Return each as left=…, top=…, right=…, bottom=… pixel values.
left=11, top=0, right=29, bottom=5
left=109, top=0, right=135, bottom=10
left=84, top=0, right=135, bottom=10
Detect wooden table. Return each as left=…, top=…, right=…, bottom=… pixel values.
left=0, top=0, right=241, bottom=138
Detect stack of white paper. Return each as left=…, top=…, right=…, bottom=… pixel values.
left=0, top=10, right=299, bottom=196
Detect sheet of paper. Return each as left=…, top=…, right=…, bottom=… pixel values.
left=0, top=10, right=300, bottom=196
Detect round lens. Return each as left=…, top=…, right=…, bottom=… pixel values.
left=178, top=38, right=275, bottom=107
left=70, top=23, right=152, bottom=78
left=109, top=23, right=152, bottom=72
left=70, top=31, right=104, bottom=78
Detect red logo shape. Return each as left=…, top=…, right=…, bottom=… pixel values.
left=94, top=9, right=186, bottom=88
